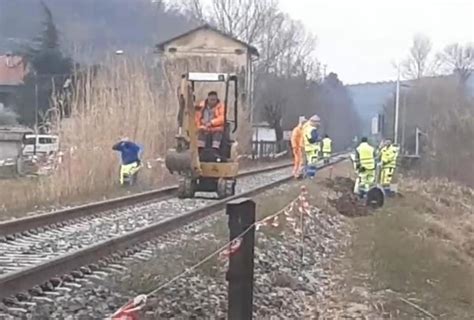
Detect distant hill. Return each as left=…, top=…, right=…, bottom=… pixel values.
left=346, top=75, right=474, bottom=135
left=0, top=0, right=194, bottom=60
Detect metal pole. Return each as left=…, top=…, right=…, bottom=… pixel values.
left=34, top=73, right=39, bottom=155
left=415, top=127, right=420, bottom=157
left=299, top=205, right=305, bottom=269
left=248, top=58, right=254, bottom=127
left=226, top=198, right=256, bottom=320
left=401, top=92, right=407, bottom=153
left=394, top=64, right=400, bottom=144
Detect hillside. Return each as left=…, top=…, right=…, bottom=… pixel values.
left=0, top=0, right=194, bottom=60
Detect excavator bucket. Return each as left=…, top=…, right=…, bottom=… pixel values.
left=165, top=149, right=193, bottom=174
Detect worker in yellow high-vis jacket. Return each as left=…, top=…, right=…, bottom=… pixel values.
left=379, top=139, right=398, bottom=189
left=354, top=137, right=376, bottom=196
left=321, top=134, right=332, bottom=164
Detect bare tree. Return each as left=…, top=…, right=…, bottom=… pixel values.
left=179, top=0, right=206, bottom=23
left=437, top=42, right=474, bottom=84
left=182, top=0, right=277, bottom=44
left=256, top=14, right=319, bottom=80
left=256, top=11, right=294, bottom=74
left=257, top=75, right=287, bottom=143
left=401, top=34, right=433, bottom=79
left=280, top=20, right=318, bottom=79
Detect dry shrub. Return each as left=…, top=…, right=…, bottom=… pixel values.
left=420, top=79, right=474, bottom=186
left=401, top=177, right=474, bottom=262
left=390, top=76, right=474, bottom=186
left=0, top=57, right=175, bottom=213
left=403, top=176, right=474, bottom=209
left=0, top=55, right=251, bottom=214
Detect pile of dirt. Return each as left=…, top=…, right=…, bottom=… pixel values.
left=325, top=176, right=371, bottom=217
left=324, top=176, right=354, bottom=193
left=329, top=192, right=370, bottom=217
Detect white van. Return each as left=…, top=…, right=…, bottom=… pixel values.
left=23, top=134, right=59, bottom=155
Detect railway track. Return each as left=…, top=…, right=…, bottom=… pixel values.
left=0, top=162, right=293, bottom=236
left=0, top=154, right=347, bottom=314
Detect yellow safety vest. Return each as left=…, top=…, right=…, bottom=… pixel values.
left=356, top=142, right=375, bottom=170
left=322, top=137, right=332, bottom=153
left=303, top=123, right=320, bottom=153
left=381, top=145, right=397, bottom=168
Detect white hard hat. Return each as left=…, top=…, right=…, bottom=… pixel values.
left=310, top=114, right=320, bottom=122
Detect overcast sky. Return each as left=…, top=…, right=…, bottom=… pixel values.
left=279, top=0, right=474, bottom=84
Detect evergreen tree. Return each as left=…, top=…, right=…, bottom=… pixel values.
left=28, top=1, right=72, bottom=75
left=17, top=1, right=73, bottom=126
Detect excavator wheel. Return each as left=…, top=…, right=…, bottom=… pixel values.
left=217, top=178, right=235, bottom=199
left=366, top=186, right=385, bottom=208
left=178, top=177, right=195, bottom=199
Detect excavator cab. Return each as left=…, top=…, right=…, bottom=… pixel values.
left=165, top=72, right=239, bottom=199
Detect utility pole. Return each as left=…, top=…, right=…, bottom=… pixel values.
left=394, top=63, right=400, bottom=144
left=34, top=72, right=39, bottom=155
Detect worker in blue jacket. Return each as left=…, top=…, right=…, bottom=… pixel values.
left=112, top=138, right=143, bottom=185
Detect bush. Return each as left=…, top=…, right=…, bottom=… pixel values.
left=383, top=76, right=474, bottom=186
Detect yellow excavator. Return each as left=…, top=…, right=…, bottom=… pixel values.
left=165, top=72, right=240, bottom=198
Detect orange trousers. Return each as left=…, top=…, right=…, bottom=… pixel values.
left=292, top=147, right=303, bottom=177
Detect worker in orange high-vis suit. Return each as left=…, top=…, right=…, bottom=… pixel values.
left=291, top=117, right=307, bottom=178
left=195, top=91, right=225, bottom=154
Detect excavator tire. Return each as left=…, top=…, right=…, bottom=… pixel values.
left=178, top=176, right=195, bottom=199
left=366, top=186, right=385, bottom=208
left=217, top=178, right=235, bottom=199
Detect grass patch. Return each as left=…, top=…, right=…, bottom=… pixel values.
left=348, top=194, right=474, bottom=319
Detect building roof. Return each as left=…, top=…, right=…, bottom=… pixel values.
left=0, top=126, right=33, bottom=142
left=156, top=24, right=259, bottom=57
left=0, top=54, right=26, bottom=86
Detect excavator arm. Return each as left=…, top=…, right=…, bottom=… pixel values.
left=164, top=76, right=202, bottom=177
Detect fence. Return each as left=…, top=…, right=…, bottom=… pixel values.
left=251, top=140, right=289, bottom=159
